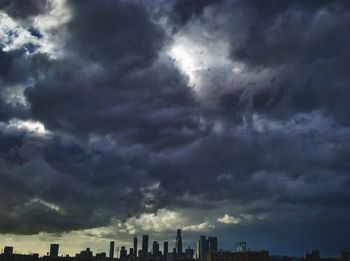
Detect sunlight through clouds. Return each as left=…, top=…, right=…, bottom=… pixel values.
left=6, top=119, right=48, bottom=135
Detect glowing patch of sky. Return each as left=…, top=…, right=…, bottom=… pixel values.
left=6, top=119, right=48, bottom=135
left=168, top=32, right=232, bottom=91
left=0, top=0, right=71, bottom=58
left=2, top=84, right=29, bottom=108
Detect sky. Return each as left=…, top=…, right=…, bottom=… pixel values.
left=0, top=0, right=349, bottom=257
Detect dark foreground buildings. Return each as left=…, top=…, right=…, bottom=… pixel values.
left=206, top=250, right=269, bottom=261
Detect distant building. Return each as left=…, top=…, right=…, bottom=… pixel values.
left=185, top=246, right=194, bottom=259
left=153, top=241, right=161, bottom=258
left=1, top=253, right=39, bottom=261
left=196, top=240, right=200, bottom=259
left=341, top=251, right=350, bottom=261
left=199, top=236, right=207, bottom=261
left=142, top=235, right=149, bottom=255
left=208, top=237, right=218, bottom=252
left=129, top=248, right=134, bottom=258
left=176, top=229, right=183, bottom=254
left=206, top=250, right=269, bottom=261
left=269, top=255, right=293, bottom=261
left=3, top=246, right=13, bottom=255
left=236, top=242, right=247, bottom=252
left=49, top=244, right=59, bottom=257
left=96, top=252, right=107, bottom=259
left=166, top=252, right=175, bottom=261
left=134, top=237, right=138, bottom=258
left=78, top=248, right=93, bottom=258
left=164, top=242, right=169, bottom=257
left=120, top=246, right=127, bottom=259
left=110, top=241, right=115, bottom=259
left=305, top=250, right=320, bottom=261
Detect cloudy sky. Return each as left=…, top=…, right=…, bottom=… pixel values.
left=0, top=0, right=349, bottom=257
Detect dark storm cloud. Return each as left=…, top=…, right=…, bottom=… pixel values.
left=0, top=0, right=200, bottom=233
left=0, top=49, right=25, bottom=83
left=0, top=129, right=156, bottom=234
left=212, top=0, right=350, bottom=124
left=152, top=118, right=350, bottom=208
left=171, top=0, right=222, bottom=26
left=216, top=205, right=350, bottom=254
left=228, top=0, right=350, bottom=67
left=66, top=0, right=164, bottom=69
left=24, top=0, right=198, bottom=142
left=0, top=49, right=31, bottom=121
left=0, top=0, right=350, bottom=254
left=24, top=54, right=198, bottom=143
left=0, top=0, right=49, bottom=19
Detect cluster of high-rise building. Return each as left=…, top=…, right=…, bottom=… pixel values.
left=0, top=230, right=349, bottom=261
left=106, top=229, right=194, bottom=261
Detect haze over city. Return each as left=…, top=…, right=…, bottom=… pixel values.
left=0, top=0, right=349, bottom=257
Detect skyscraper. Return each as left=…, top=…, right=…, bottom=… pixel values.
left=50, top=244, right=59, bottom=257
left=208, top=237, right=218, bottom=252
left=109, top=241, right=115, bottom=259
left=163, top=242, right=169, bottom=257
left=152, top=241, right=160, bottom=257
left=134, top=237, right=138, bottom=258
left=176, top=229, right=182, bottom=254
left=196, top=240, right=200, bottom=259
left=142, top=235, right=149, bottom=255
left=199, top=236, right=207, bottom=261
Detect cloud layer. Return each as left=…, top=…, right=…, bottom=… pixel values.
left=0, top=0, right=349, bottom=255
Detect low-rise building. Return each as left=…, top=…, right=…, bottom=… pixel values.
left=206, top=250, right=269, bottom=261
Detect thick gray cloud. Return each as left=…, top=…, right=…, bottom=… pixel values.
left=0, top=0, right=49, bottom=19
left=65, top=0, right=164, bottom=69
left=213, top=0, right=350, bottom=124
left=0, top=0, right=349, bottom=255
left=0, top=49, right=31, bottom=121
left=171, top=0, right=222, bottom=26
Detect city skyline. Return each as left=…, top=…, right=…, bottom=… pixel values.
left=0, top=0, right=349, bottom=257
left=0, top=229, right=347, bottom=258
left=0, top=229, right=344, bottom=259
left=0, top=231, right=212, bottom=257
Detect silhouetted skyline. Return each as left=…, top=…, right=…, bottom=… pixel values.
left=1, top=229, right=349, bottom=260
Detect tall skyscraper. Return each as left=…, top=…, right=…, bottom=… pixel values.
left=142, top=235, right=149, bottom=254
left=134, top=237, right=138, bottom=258
left=196, top=240, right=200, bottom=259
left=50, top=244, right=59, bottom=257
left=163, top=242, right=169, bottom=257
left=208, top=237, right=218, bottom=252
left=199, top=236, right=207, bottom=261
left=109, top=241, right=115, bottom=259
left=152, top=241, right=160, bottom=257
left=176, top=229, right=183, bottom=254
